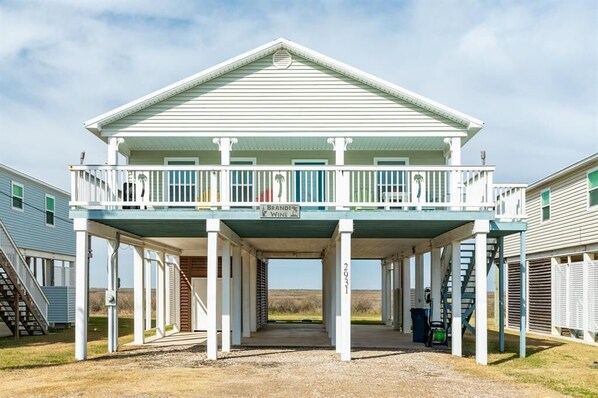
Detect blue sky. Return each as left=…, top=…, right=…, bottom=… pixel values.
left=0, top=0, right=596, bottom=288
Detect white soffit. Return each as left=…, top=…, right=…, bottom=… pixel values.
left=120, top=136, right=449, bottom=152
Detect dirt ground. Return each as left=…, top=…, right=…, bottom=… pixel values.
left=2, top=344, right=562, bottom=398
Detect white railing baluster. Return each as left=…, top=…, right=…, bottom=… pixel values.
left=68, top=164, right=524, bottom=218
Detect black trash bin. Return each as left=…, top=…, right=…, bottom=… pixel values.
left=410, top=308, right=428, bottom=343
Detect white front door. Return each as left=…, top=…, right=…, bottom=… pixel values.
left=191, top=277, right=232, bottom=331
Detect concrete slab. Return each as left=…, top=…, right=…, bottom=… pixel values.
left=146, top=323, right=445, bottom=352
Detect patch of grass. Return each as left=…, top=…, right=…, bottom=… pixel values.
left=454, top=327, right=598, bottom=398
left=0, top=317, right=134, bottom=370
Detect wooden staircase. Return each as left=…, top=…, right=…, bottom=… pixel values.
left=440, top=238, right=498, bottom=336
left=0, top=221, right=49, bottom=336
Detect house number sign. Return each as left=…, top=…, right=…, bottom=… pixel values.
left=343, top=262, right=349, bottom=294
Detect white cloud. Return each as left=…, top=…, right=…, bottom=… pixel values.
left=0, top=0, right=596, bottom=191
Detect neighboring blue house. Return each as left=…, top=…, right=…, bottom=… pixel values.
left=0, top=163, right=76, bottom=336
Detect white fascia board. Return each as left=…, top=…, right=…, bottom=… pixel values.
left=84, top=39, right=285, bottom=132
left=110, top=131, right=468, bottom=138
left=281, top=39, right=484, bottom=132
left=527, top=152, right=598, bottom=192
left=0, top=163, right=70, bottom=197
left=85, top=37, right=483, bottom=136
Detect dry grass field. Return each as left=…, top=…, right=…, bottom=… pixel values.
left=1, top=315, right=596, bottom=397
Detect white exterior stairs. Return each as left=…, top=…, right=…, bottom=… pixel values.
left=440, top=238, right=499, bottom=336
left=0, top=221, right=49, bottom=336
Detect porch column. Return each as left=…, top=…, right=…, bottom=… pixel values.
left=74, top=221, right=90, bottom=361
left=145, top=250, right=152, bottom=330
left=583, top=253, right=593, bottom=342
left=232, top=245, right=242, bottom=345
left=250, top=253, right=257, bottom=333
left=430, top=248, right=442, bottom=321
left=339, top=219, right=353, bottom=361
left=156, top=251, right=166, bottom=338
left=447, top=137, right=462, bottom=210
left=330, top=252, right=336, bottom=345
left=415, top=253, right=425, bottom=308
left=221, top=239, right=231, bottom=352
left=107, top=237, right=119, bottom=353
left=519, top=231, right=527, bottom=358
left=328, top=137, right=352, bottom=209
left=242, top=250, right=251, bottom=338
left=173, top=255, right=181, bottom=332
left=451, top=240, right=462, bottom=357
left=335, top=241, right=342, bottom=353
left=213, top=137, right=237, bottom=210
left=393, top=258, right=401, bottom=330
left=322, top=256, right=328, bottom=332
left=206, top=219, right=220, bottom=360
left=402, top=257, right=411, bottom=333
left=498, top=236, right=505, bottom=353
left=165, top=256, right=171, bottom=326
left=474, top=221, right=490, bottom=365
left=381, top=262, right=388, bottom=324
left=133, top=245, right=145, bottom=344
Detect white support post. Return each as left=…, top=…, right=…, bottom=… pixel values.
left=213, top=137, right=237, bottom=210
left=339, top=219, right=353, bottom=361
left=328, top=137, right=352, bottom=209
left=206, top=219, right=220, bottom=360
left=519, top=231, right=527, bottom=358
left=475, top=228, right=489, bottom=365
left=415, top=253, right=424, bottom=308
left=165, top=256, right=171, bottom=326
left=156, top=251, right=166, bottom=338
left=107, top=238, right=119, bottom=353
left=232, top=245, right=242, bottom=345
left=326, top=252, right=337, bottom=347
left=430, top=248, right=441, bottom=322
left=221, top=240, right=231, bottom=352
left=582, top=253, right=592, bottom=342
left=322, top=256, right=328, bottom=332
left=145, top=250, right=152, bottom=330
left=393, top=259, right=401, bottom=330
left=242, top=250, right=251, bottom=338
left=133, top=245, right=145, bottom=344
left=402, top=257, right=411, bottom=333
left=74, top=227, right=89, bottom=361
left=335, top=242, right=342, bottom=353
left=451, top=240, right=462, bottom=356
left=448, top=137, right=462, bottom=210
left=250, top=253, right=257, bottom=333
left=381, top=262, right=388, bottom=324
left=173, top=255, right=181, bottom=332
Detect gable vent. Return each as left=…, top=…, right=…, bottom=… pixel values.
left=272, top=49, right=292, bottom=69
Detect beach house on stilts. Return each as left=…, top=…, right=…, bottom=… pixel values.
left=70, top=38, right=527, bottom=364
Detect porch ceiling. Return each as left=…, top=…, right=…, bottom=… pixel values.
left=89, top=215, right=475, bottom=240
left=118, top=136, right=451, bottom=152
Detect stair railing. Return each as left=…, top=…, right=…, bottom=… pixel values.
left=0, top=220, right=49, bottom=324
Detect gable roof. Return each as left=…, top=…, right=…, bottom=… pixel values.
left=0, top=163, right=70, bottom=197
left=84, top=38, right=484, bottom=138
left=528, top=152, right=598, bottom=191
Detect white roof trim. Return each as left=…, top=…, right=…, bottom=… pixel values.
left=0, top=163, right=70, bottom=197
left=528, top=152, right=598, bottom=191
left=85, top=38, right=484, bottom=136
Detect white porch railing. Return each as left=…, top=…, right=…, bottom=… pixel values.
left=494, top=184, right=527, bottom=220
left=69, top=165, right=524, bottom=218
left=0, top=220, right=49, bottom=323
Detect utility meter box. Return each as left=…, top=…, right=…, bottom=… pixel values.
left=105, top=290, right=117, bottom=307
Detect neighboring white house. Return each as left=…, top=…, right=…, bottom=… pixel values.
left=0, top=163, right=76, bottom=337
left=504, top=152, right=598, bottom=344
left=69, top=38, right=527, bottom=364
